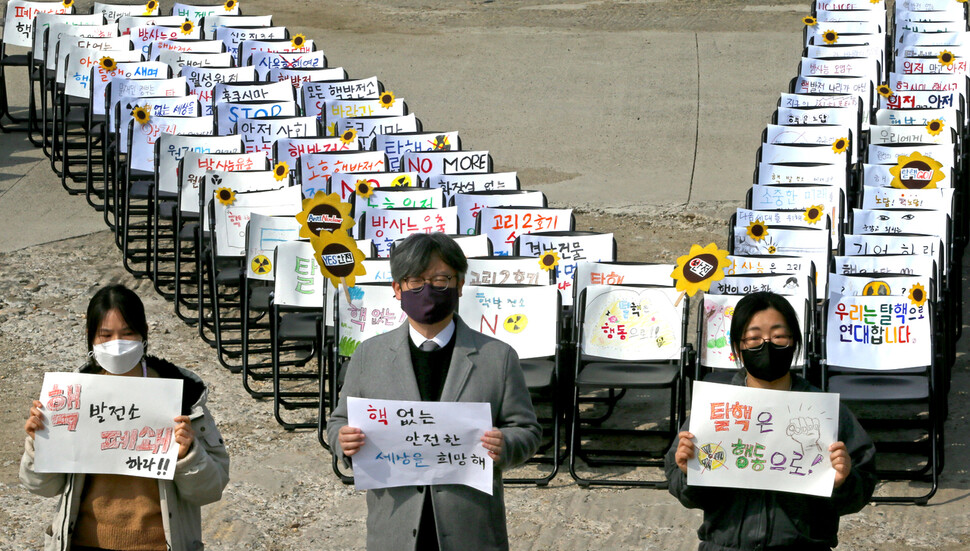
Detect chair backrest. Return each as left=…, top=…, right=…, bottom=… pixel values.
left=178, top=149, right=264, bottom=214
left=725, top=253, right=815, bottom=282
left=758, top=142, right=849, bottom=166
left=426, top=172, right=519, bottom=205
left=828, top=272, right=932, bottom=299
left=748, top=184, right=843, bottom=243
left=868, top=124, right=954, bottom=146
left=324, top=252, right=386, bottom=329
left=57, top=36, right=130, bottom=86
left=200, top=168, right=282, bottom=230
left=244, top=213, right=302, bottom=281
left=93, top=2, right=157, bottom=23
left=237, top=37, right=315, bottom=68
left=301, top=77, right=382, bottom=119
left=334, top=282, right=404, bottom=358
left=238, top=115, right=318, bottom=153
left=32, top=13, right=100, bottom=61
left=172, top=1, right=240, bottom=25
left=842, top=233, right=942, bottom=265
left=731, top=225, right=831, bottom=295
left=475, top=206, right=575, bottom=256
left=90, top=55, right=152, bottom=116
left=459, top=284, right=559, bottom=360
left=362, top=207, right=459, bottom=257
left=127, top=114, right=212, bottom=174
left=873, top=107, right=961, bottom=128
left=214, top=99, right=296, bottom=135
left=251, top=49, right=326, bottom=80
left=755, top=162, right=846, bottom=188
left=466, top=256, right=554, bottom=286
left=117, top=14, right=184, bottom=35
left=129, top=24, right=201, bottom=59
left=572, top=261, right=675, bottom=311
left=181, top=65, right=256, bottom=115
left=159, top=49, right=233, bottom=69
left=107, top=75, right=188, bottom=133
left=272, top=239, right=326, bottom=308
left=454, top=190, right=546, bottom=235
left=268, top=66, right=347, bottom=89
left=736, top=207, right=832, bottom=232
left=150, top=38, right=226, bottom=62
left=791, top=75, right=872, bottom=129
left=860, top=185, right=954, bottom=212
left=451, top=234, right=491, bottom=258
left=699, top=292, right=808, bottom=371
left=354, top=186, right=444, bottom=219
left=577, top=284, right=684, bottom=361
left=46, top=22, right=114, bottom=71
left=515, top=231, right=616, bottom=307
left=823, top=292, right=932, bottom=370
left=298, top=150, right=389, bottom=196
left=119, top=96, right=201, bottom=152
left=328, top=171, right=414, bottom=202
left=3, top=1, right=72, bottom=49
left=881, top=88, right=963, bottom=111
left=212, top=79, right=294, bottom=110
left=765, top=123, right=857, bottom=164
left=851, top=208, right=949, bottom=259
left=328, top=113, right=420, bottom=149
left=272, top=136, right=359, bottom=187
left=213, top=25, right=286, bottom=58
left=156, top=132, right=242, bottom=195
left=400, top=150, right=492, bottom=178
left=203, top=14, right=273, bottom=39
left=212, top=186, right=303, bottom=257
left=799, top=56, right=879, bottom=91
left=375, top=131, right=459, bottom=172
left=866, top=143, right=956, bottom=175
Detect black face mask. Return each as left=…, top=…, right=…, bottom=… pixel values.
left=741, top=343, right=796, bottom=382
left=399, top=285, right=459, bottom=325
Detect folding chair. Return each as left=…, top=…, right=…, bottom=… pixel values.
left=459, top=283, right=562, bottom=485
left=352, top=186, right=444, bottom=221
left=326, top=113, right=421, bottom=149
left=251, top=50, right=326, bottom=80
left=212, top=24, right=287, bottom=60
left=822, top=292, right=942, bottom=504
left=94, top=2, right=160, bottom=22
left=569, top=284, right=688, bottom=487
left=425, top=171, right=520, bottom=205
left=360, top=206, right=459, bottom=257
left=296, top=150, right=390, bottom=200
left=214, top=99, right=297, bottom=135
left=300, top=76, right=383, bottom=122
left=453, top=189, right=546, bottom=236
left=236, top=114, right=319, bottom=154
left=271, top=136, right=360, bottom=190
left=180, top=64, right=255, bottom=115
left=202, top=14, right=273, bottom=39
left=236, top=37, right=316, bottom=69
left=474, top=206, right=575, bottom=257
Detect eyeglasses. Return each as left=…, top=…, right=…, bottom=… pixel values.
left=402, top=275, right=457, bottom=293
left=741, top=335, right=793, bottom=351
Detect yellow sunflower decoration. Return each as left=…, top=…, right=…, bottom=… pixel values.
left=355, top=179, right=374, bottom=198
left=143, top=0, right=158, bottom=15
left=326, top=122, right=337, bottom=136
left=538, top=251, right=560, bottom=272
left=379, top=91, right=396, bottom=108
left=295, top=191, right=354, bottom=238
left=889, top=152, right=945, bottom=190
left=99, top=56, right=117, bottom=72
left=802, top=15, right=817, bottom=26
left=215, top=187, right=235, bottom=206
left=273, top=161, right=289, bottom=181
left=804, top=205, right=824, bottom=224
left=926, top=119, right=944, bottom=136
left=938, top=50, right=955, bottom=67
left=180, top=21, right=194, bottom=35
left=132, top=105, right=151, bottom=125
left=832, top=136, right=849, bottom=154
left=877, top=84, right=894, bottom=99
left=339, top=128, right=357, bottom=145
left=908, top=283, right=927, bottom=307
left=291, top=34, right=306, bottom=49
left=746, top=220, right=768, bottom=241
left=62, top=0, right=73, bottom=7
left=310, top=229, right=368, bottom=288
left=870, top=0, right=880, bottom=3
left=822, top=29, right=838, bottom=44
left=670, top=242, right=730, bottom=298
left=224, top=0, right=238, bottom=10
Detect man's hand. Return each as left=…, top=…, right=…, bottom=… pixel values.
left=481, top=427, right=504, bottom=462
left=338, top=426, right=366, bottom=457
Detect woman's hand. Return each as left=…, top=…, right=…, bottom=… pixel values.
left=174, top=416, right=194, bottom=459
left=338, top=425, right=366, bottom=457
left=25, top=400, right=45, bottom=440
left=674, top=431, right=696, bottom=474
left=830, top=441, right=851, bottom=489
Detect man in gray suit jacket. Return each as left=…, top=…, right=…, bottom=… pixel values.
left=328, top=232, right=542, bottom=551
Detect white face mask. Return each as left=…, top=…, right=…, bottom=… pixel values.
left=91, top=339, right=144, bottom=375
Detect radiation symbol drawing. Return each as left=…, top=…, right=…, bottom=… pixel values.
left=697, top=443, right=727, bottom=472
left=251, top=255, right=272, bottom=275
left=504, top=313, right=528, bottom=333
left=862, top=280, right=890, bottom=296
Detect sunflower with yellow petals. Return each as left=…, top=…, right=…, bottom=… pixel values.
left=926, top=119, right=945, bottom=136
left=339, top=128, right=357, bottom=145
left=908, top=283, right=927, bottom=307
left=295, top=191, right=354, bottom=238
left=99, top=56, right=117, bottom=72
left=144, top=0, right=158, bottom=14
left=889, top=152, right=945, bottom=189
left=355, top=179, right=374, bottom=198
left=132, top=105, right=151, bottom=125
left=670, top=242, right=730, bottom=297
left=802, top=15, right=817, bottom=26
left=224, top=0, right=238, bottom=10
left=272, top=162, right=289, bottom=181
left=291, top=34, right=306, bottom=49
left=938, top=50, right=955, bottom=67
left=538, top=251, right=560, bottom=272
left=379, top=91, right=396, bottom=108
left=310, top=229, right=367, bottom=288
left=877, top=84, right=894, bottom=99
left=870, top=0, right=881, bottom=3
left=832, top=136, right=849, bottom=154
left=62, top=0, right=73, bottom=7
left=215, top=187, right=235, bottom=206
left=180, top=21, right=194, bottom=35
left=746, top=220, right=768, bottom=241
left=804, top=205, right=824, bottom=225
left=822, top=29, right=838, bottom=44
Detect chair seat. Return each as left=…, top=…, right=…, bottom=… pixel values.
left=576, top=362, right=679, bottom=389
left=159, top=200, right=177, bottom=220
left=701, top=369, right=736, bottom=384
left=521, top=358, right=555, bottom=391
left=249, top=285, right=273, bottom=311
left=178, top=222, right=199, bottom=240
left=130, top=180, right=152, bottom=199
left=827, top=374, right=930, bottom=403
left=215, top=266, right=242, bottom=285
left=2, top=54, right=30, bottom=66
left=279, top=312, right=322, bottom=340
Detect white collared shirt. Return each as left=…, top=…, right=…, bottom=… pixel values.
left=408, top=319, right=455, bottom=349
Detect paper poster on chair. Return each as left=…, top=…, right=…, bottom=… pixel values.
left=701, top=294, right=806, bottom=370
left=458, top=285, right=558, bottom=359
left=581, top=285, right=682, bottom=361
left=687, top=381, right=839, bottom=498
left=824, top=294, right=932, bottom=370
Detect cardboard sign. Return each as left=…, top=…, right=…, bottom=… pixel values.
left=825, top=293, right=932, bottom=369
left=459, top=284, right=558, bottom=360
left=580, top=285, right=682, bottom=360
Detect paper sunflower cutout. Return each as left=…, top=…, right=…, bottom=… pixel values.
left=832, top=136, right=849, bottom=154
left=802, top=16, right=817, bottom=26
left=99, top=56, right=117, bottom=72
left=938, top=50, right=955, bottom=67
left=339, top=128, right=357, bottom=145
left=926, top=119, right=945, bottom=136
left=355, top=179, right=374, bottom=198
left=877, top=84, right=894, bottom=99
left=62, top=0, right=73, bottom=7
left=144, top=0, right=158, bottom=14
left=180, top=21, right=194, bottom=35
left=310, top=229, right=367, bottom=288
left=538, top=251, right=560, bottom=272
left=132, top=105, right=151, bottom=125
left=295, top=191, right=354, bottom=238
left=870, top=0, right=880, bottom=3
left=908, top=283, right=927, bottom=307
left=889, top=152, right=945, bottom=189
left=804, top=205, right=824, bottom=224
left=671, top=243, right=730, bottom=297
left=215, top=187, right=235, bottom=206
left=746, top=220, right=768, bottom=241
left=326, top=122, right=337, bottom=136
left=822, top=30, right=838, bottom=44
left=224, top=0, right=238, bottom=10
left=379, top=91, right=396, bottom=108
left=273, top=162, right=289, bottom=181
left=291, top=34, right=306, bottom=49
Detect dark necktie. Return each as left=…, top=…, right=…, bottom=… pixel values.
left=420, top=340, right=440, bottom=352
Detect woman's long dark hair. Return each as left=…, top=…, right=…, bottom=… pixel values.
left=86, top=284, right=149, bottom=352
left=729, top=291, right=802, bottom=364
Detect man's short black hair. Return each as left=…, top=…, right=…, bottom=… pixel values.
left=390, top=233, right=468, bottom=281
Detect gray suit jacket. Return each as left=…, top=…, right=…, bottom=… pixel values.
left=327, top=317, right=542, bottom=551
